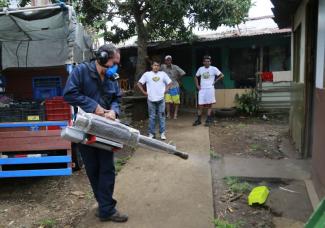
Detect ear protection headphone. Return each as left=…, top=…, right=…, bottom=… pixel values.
left=95, top=50, right=114, bottom=67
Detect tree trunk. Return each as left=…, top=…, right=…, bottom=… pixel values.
left=134, top=7, right=148, bottom=82
left=135, top=31, right=148, bottom=81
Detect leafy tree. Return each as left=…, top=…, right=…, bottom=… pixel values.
left=73, top=0, right=252, bottom=79
left=0, top=0, right=9, bottom=7
left=16, top=0, right=251, bottom=79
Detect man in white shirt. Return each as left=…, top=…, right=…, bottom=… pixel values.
left=137, top=61, right=172, bottom=139
left=193, top=55, right=224, bottom=126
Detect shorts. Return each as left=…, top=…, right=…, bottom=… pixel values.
left=198, top=87, right=216, bottom=105
left=165, top=94, right=180, bottom=104
left=165, top=87, right=180, bottom=104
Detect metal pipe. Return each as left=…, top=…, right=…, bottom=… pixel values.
left=0, top=5, right=63, bottom=15
left=66, top=110, right=189, bottom=160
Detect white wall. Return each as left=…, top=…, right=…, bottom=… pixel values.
left=316, top=0, right=325, bottom=89
left=293, top=0, right=308, bottom=83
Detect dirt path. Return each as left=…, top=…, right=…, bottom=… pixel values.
left=76, top=115, right=214, bottom=228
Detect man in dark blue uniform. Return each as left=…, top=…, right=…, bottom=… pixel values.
left=63, top=44, right=128, bottom=223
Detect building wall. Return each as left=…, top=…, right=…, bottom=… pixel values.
left=290, top=0, right=309, bottom=155
left=312, top=89, right=325, bottom=197
left=312, top=0, right=325, bottom=198
left=294, top=0, right=308, bottom=83
left=3, top=66, right=68, bottom=100
left=120, top=34, right=291, bottom=91
left=315, top=0, right=325, bottom=89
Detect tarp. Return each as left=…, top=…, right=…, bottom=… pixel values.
left=0, top=5, right=92, bottom=69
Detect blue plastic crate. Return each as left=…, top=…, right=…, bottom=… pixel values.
left=33, top=87, right=61, bottom=101
left=32, top=77, right=62, bottom=101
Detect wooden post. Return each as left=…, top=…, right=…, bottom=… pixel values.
left=259, top=46, right=264, bottom=73
left=221, top=47, right=234, bottom=88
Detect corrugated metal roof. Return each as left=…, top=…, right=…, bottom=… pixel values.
left=271, top=0, right=302, bottom=28
left=196, top=27, right=291, bottom=42
left=119, top=16, right=291, bottom=49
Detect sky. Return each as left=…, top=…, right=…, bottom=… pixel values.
left=194, top=0, right=276, bottom=35
left=248, top=0, right=274, bottom=18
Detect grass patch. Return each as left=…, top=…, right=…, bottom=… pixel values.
left=237, top=123, right=246, bottom=129
left=115, top=156, right=131, bottom=174
left=38, top=218, right=57, bottom=228
left=86, top=190, right=94, bottom=200
left=249, top=144, right=260, bottom=150
left=213, top=218, right=244, bottom=228
left=224, top=177, right=252, bottom=194
left=210, top=150, right=221, bottom=160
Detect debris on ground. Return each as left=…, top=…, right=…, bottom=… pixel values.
left=210, top=116, right=313, bottom=228
left=212, top=178, right=312, bottom=228
left=210, top=116, right=295, bottom=159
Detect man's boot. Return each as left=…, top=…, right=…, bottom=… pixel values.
left=99, top=210, right=128, bottom=223
left=204, top=116, right=212, bottom=126
left=193, top=116, right=202, bottom=126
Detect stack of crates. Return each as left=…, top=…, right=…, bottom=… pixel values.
left=45, top=97, right=71, bottom=122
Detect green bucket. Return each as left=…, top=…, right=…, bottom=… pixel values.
left=305, top=198, right=325, bottom=228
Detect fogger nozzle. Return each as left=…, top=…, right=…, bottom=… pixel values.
left=61, top=110, right=189, bottom=160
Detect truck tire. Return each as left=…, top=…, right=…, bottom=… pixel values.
left=214, top=108, right=237, bottom=117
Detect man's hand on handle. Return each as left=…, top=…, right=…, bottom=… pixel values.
left=104, top=110, right=116, bottom=120
left=95, top=105, right=116, bottom=120
left=95, top=105, right=106, bottom=116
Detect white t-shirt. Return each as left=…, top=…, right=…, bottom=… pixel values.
left=138, top=71, right=172, bottom=102
left=196, top=66, right=222, bottom=89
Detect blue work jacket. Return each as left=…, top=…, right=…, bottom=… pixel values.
left=63, top=61, right=121, bottom=115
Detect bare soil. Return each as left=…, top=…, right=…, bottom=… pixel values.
left=209, top=115, right=312, bottom=228
left=0, top=170, right=93, bottom=228
left=209, top=116, right=296, bottom=159
left=0, top=121, right=147, bottom=228
left=212, top=177, right=311, bottom=228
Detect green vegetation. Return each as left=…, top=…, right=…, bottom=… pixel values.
left=86, top=190, right=94, bottom=200
left=71, top=0, right=252, bottom=79
left=38, top=218, right=57, bottom=228
left=237, top=123, right=247, bottom=129
left=213, top=218, right=245, bottom=228
left=0, top=0, right=8, bottom=7
left=210, top=150, right=221, bottom=160
left=235, top=90, right=259, bottom=116
left=224, top=177, right=252, bottom=194
left=115, top=156, right=131, bottom=174
left=249, top=144, right=260, bottom=151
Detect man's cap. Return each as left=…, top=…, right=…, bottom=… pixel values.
left=165, top=55, right=172, bottom=60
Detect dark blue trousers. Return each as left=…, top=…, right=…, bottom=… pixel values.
left=78, top=144, right=117, bottom=218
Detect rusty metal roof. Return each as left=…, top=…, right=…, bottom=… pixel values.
left=119, top=16, right=291, bottom=49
